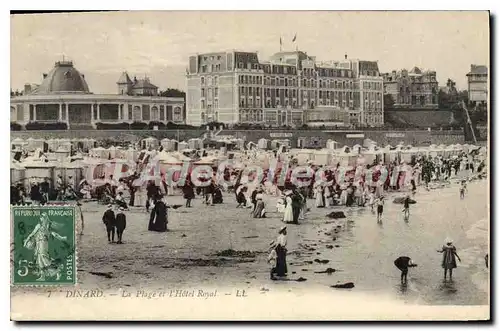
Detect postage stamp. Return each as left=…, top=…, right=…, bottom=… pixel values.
left=11, top=206, right=76, bottom=286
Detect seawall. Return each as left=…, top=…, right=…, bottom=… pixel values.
left=10, top=129, right=465, bottom=147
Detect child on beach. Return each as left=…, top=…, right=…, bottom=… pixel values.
left=460, top=180, right=467, bottom=199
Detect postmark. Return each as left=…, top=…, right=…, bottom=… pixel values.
left=11, top=205, right=76, bottom=286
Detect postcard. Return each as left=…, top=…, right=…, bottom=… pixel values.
left=10, top=10, right=489, bottom=321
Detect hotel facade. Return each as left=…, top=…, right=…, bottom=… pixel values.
left=186, top=51, right=384, bottom=127
left=10, top=60, right=185, bottom=130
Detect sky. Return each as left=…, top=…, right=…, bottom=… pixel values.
left=10, top=11, right=489, bottom=94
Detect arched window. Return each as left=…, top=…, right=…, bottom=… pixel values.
left=174, top=107, right=182, bottom=122
left=151, top=106, right=159, bottom=121
left=133, top=106, right=141, bottom=121
left=201, top=77, right=205, bottom=85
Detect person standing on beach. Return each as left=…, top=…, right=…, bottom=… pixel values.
left=115, top=207, right=127, bottom=244
left=269, top=226, right=288, bottom=280
left=460, top=180, right=467, bottom=199
left=375, top=196, right=385, bottom=223
left=394, top=256, right=418, bottom=284
left=402, top=195, right=411, bottom=220
left=437, top=239, right=461, bottom=281
left=102, top=204, right=116, bottom=243
left=282, top=191, right=294, bottom=223
left=182, top=180, right=195, bottom=207
left=314, top=184, right=325, bottom=208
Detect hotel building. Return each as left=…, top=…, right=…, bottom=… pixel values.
left=186, top=51, right=384, bottom=127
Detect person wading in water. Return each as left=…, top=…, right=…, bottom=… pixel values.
left=402, top=194, right=411, bottom=221
left=394, top=256, right=418, bottom=284
left=437, top=238, right=461, bottom=281
left=375, top=196, right=385, bottom=223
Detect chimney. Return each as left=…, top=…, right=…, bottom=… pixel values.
left=345, top=54, right=348, bottom=60
left=43, top=73, right=47, bottom=79
left=24, top=84, right=32, bottom=95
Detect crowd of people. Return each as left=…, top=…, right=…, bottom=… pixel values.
left=10, top=141, right=487, bottom=289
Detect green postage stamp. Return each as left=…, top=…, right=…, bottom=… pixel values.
left=11, top=206, right=76, bottom=286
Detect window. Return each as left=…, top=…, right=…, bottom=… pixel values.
left=160, top=105, right=165, bottom=121
left=214, top=77, right=218, bottom=85
left=201, top=88, right=205, bottom=98
left=174, top=107, right=182, bottom=122
left=245, top=76, right=248, bottom=84
left=208, top=88, right=212, bottom=100
left=151, top=106, right=159, bottom=121
left=142, top=105, right=150, bottom=121
left=256, top=88, right=260, bottom=97
left=133, top=106, right=141, bottom=121
left=201, top=77, right=205, bottom=85
left=201, top=100, right=205, bottom=109
left=201, top=112, right=205, bottom=123
left=202, top=65, right=207, bottom=73
left=214, top=99, right=219, bottom=109
left=215, top=88, right=218, bottom=97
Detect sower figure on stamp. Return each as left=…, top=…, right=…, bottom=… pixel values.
left=115, top=207, right=127, bottom=244
left=102, top=204, right=116, bottom=243
left=23, top=212, right=67, bottom=281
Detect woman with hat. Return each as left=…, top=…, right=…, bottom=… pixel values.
left=269, top=226, right=288, bottom=280
left=314, top=183, right=325, bottom=208
left=252, top=190, right=266, bottom=218
left=437, top=238, right=461, bottom=281
left=282, top=190, right=294, bottom=223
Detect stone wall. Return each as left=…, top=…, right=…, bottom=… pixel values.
left=11, top=129, right=465, bottom=147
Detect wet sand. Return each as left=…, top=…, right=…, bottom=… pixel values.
left=13, top=179, right=489, bottom=306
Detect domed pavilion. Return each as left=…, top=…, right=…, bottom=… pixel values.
left=11, top=60, right=185, bottom=129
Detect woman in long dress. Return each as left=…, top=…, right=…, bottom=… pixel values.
left=314, top=185, right=324, bottom=208
left=437, top=239, right=461, bottom=280
left=23, top=212, right=67, bottom=281
left=282, top=192, right=294, bottom=223
left=269, top=226, right=288, bottom=279
left=324, top=185, right=332, bottom=207
left=252, top=193, right=266, bottom=218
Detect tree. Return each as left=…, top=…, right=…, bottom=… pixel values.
left=160, top=88, right=186, bottom=98
left=438, top=89, right=451, bottom=109
left=383, top=94, right=395, bottom=109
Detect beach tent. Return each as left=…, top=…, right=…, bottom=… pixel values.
left=258, top=138, right=269, bottom=150
left=326, top=139, right=339, bottom=150
left=11, top=138, right=26, bottom=150
left=10, top=160, right=26, bottom=184
left=142, top=137, right=159, bottom=150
